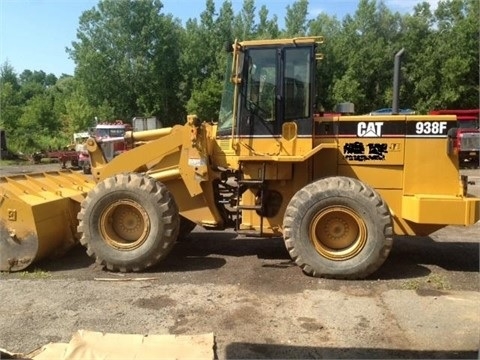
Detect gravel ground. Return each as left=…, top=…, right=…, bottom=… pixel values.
left=0, top=163, right=479, bottom=359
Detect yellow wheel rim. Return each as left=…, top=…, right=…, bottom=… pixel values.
left=309, top=206, right=367, bottom=261
left=99, top=200, right=150, bottom=250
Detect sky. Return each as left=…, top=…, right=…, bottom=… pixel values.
left=0, top=0, right=439, bottom=78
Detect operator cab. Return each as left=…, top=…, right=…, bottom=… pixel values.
left=217, top=38, right=323, bottom=140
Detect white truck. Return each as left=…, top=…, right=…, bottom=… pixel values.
left=76, top=122, right=129, bottom=174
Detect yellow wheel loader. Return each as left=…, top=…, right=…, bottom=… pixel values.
left=1, top=37, right=479, bottom=278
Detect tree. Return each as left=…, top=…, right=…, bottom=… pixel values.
left=0, top=62, right=22, bottom=133
left=19, top=70, right=57, bottom=87
left=257, top=5, right=280, bottom=39
left=0, top=61, right=19, bottom=91
left=0, top=82, right=22, bottom=134
left=399, top=2, right=437, bottom=111
left=284, top=0, right=309, bottom=36
left=399, top=0, right=479, bottom=112
left=68, top=0, right=184, bottom=124
left=186, top=76, right=223, bottom=121
left=182, top=0, right=233, bottom=121
left=234, top=0, right=256, bottom=39
left=18, top=94, right=58, bottom=134
left=309, top=13, right=342, bottom=111
left=326, top=0, right=403, bottom=113
left=51, top=76, right=99, bottom=133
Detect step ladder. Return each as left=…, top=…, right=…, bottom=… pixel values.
left=235, top=162, right=267, bottom=236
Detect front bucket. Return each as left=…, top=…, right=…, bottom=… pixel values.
left=0, top=171, right=96, bottom=271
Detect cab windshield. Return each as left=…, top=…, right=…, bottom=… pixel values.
left=96, top=128, right=125, bottom=138
left=217, top=54, right=235, bottom=134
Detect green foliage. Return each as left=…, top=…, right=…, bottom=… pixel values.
left=0, top=82, right=22, bottom=132
left=64, top=89, right=97, bottom=132
left=309, top=13, right=342, bottom=111
left=19, top=70, right=57, bottom=87
left=401, top=0, right=479, bottom=112
left=11, top=133, right=71, bottom=155
left=187, top=77, right=224, bottom=121
left=328, top=0, right=405, bottom=113
left=68, top=0, right=184, bottom=124
left=1, top=0, right=478, bottom=155
left=333, top=68, right=366, bottom=107
left=19, top=94, right=57, bottom=133
left=0, top=62, right=20, bottom=90
left=284, top=0, right=310, bottom=36
left=181, top=0, right=236, bottom=123
left=19, top=268, right=51, bottom=279
left=257, top=5, right=280, bottom=39
left=0, top=159, right=27, bottom=166
left=234, top=0, right=256, bottom=39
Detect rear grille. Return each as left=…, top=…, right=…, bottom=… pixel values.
left=460, top=133, right=480, bottom=152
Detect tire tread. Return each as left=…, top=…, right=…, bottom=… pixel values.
left=77, top=173, right=179, bottom=272
left=283, top=176, right=393, bottom=279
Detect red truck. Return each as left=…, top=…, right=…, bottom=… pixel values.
left=429, top=109, right=480, bottom=168
left=77, top=120, right=131, bottom=174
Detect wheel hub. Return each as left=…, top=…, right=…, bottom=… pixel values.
left=100, top=200, right=150, bottom=250
left=310, top=206, right=367, bottom=260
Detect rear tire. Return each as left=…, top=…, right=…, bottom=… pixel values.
left=78, top=173, right=179, bottom=272
left=283, top=176, right=393, bottom=279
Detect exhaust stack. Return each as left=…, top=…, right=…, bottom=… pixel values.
left=392, top=48, right=405, bottom=115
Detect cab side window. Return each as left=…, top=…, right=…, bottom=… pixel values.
left=246, top=48, right=277, bottom=122
left=284, top=48, right=311, bottom=120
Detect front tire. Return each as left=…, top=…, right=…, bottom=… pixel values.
left=78, top=173, right=179, bottom=272
left=283, top=177, right=393, bottom=279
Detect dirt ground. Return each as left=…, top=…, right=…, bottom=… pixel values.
left=0, top=163, right=479, bottom=359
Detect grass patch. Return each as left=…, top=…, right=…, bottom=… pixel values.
left=402, top=274, right=451, bottom=291
left=19, top=269, right=51, bottom=279
left=401, top=279, right=422, bottom=290
left=0, top=159, right=29, bottom=167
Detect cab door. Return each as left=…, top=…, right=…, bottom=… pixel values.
left=236, top=45, right=314, bottom=157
